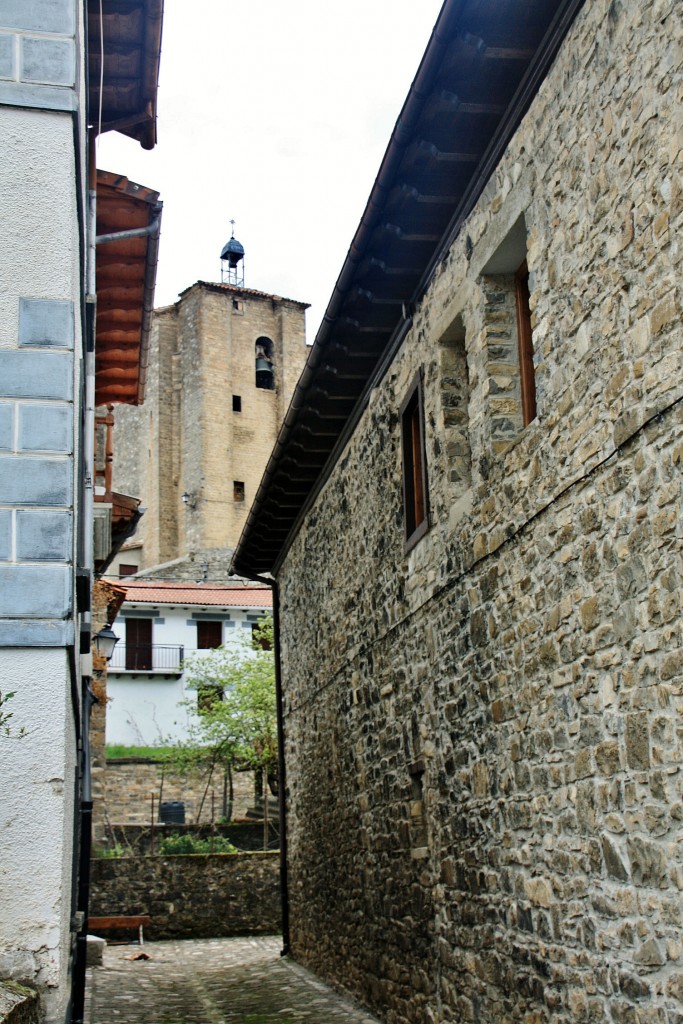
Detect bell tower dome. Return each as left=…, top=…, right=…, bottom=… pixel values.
left=220, top=219, right=245, bottom=286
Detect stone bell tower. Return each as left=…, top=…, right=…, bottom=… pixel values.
left=108, top=229, right=310, bottom=578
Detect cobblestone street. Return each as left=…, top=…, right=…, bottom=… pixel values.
left=86, top=936, right=382, bottom=1024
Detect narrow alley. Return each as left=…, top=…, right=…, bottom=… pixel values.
left=86, top=936, right=382, bottom=1024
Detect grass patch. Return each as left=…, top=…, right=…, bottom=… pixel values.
left=105, top=744, right=175, bottom=761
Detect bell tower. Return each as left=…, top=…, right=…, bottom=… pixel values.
left=220, top=220, right=245, bottom=286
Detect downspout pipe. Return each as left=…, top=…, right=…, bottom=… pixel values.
left=95, top=218, right=161, bottom=245
left=71, top=684, right=98, bottom=1024
left=235, top=570, right=290, bottom=956
left=70, top=135, right=98, bottom=1024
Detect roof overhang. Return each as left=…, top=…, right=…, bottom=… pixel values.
left=232, top=0, right=587, bottom=579
left=94, top=492, right=143, bottom=575
left=95, top=169, right=162, bottom=407
left=88, top=0, right=164, bottom=151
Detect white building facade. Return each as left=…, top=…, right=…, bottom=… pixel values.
left=0, top=3, right=163, bottom=1020
left=0, top=7, right=87, bottom=1017
left=106, top=582, right=273, bottom=747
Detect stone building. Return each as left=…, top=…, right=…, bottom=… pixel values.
left=233, top=0, right=682, bottom=1022
left=109, top=264, right=309, bottom=577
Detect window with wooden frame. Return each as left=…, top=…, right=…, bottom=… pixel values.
left=125, top=617, right=153, bottom=670
left=196, top=620, right=223, bottom=649
left=400, top=370, right=430, bottom=549
left=480, top=213, right=538, bottom=446
left=515, top=261, right=536, bottom=426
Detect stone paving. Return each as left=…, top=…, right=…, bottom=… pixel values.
left=86, top=936, right=382, bottom=1024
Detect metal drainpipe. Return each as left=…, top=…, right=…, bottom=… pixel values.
left=237, top=571, right=290, bottom=956
left=70, top=138, right=99, bottom=1024
left=82, top=143, right=97, bottom=610
left=71, top=684, right=98, bottom=1024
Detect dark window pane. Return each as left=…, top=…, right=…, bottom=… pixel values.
left=125, top=618, right=152, bottom=670
left=197, top=620, right=222, bottom=649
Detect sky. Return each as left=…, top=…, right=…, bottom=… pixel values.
left=97, top=0, right=444, bottom=342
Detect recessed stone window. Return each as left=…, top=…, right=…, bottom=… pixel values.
left=481, top=213, right=537, bottom=448
left=439, top=313, right=472, bottom=493
left=400, top=369, right=430, bottom=550
left=233, top=481, right=245, bottom=502
left=409, top=762, right=428, bottom=852
left=232, top=395, right=242, bottom=412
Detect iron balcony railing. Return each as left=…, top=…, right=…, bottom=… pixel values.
left=109, top=644, right=185, bottom=673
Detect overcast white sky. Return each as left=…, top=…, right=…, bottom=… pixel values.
left=97, top=0, right=444, bottom=341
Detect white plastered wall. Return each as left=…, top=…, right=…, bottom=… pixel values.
left=0, top=93, right=82, bottom=1024
left=0, top=107, right=80, bottom=349
left=0, top=649, right=76, bottom=1023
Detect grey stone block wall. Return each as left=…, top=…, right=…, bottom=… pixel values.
left=276, top=2, right=683, bottom=1022
left=0, top=0, right=77, bottom=112
left=18, top=299, right=74, bottom=349
left=0, top=302, right=75, bottom=644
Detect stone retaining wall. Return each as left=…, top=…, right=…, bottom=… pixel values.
left=103, top=760, right=257, bottom=825
left=90, top=852, right=281, bottom=940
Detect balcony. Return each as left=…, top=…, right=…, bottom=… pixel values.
left=109, top=644, right=184, bottom=674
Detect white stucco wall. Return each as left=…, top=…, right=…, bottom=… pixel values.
left=0, top=10, right=84, bottom=1021
left=0, top=648, right=76, bottom=1023
left=0, top=106, right=79, bottom=350
left=107, top=605, right=267, bottom=746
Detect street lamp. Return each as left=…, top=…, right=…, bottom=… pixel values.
left=94, top=624, right=119, bottom=662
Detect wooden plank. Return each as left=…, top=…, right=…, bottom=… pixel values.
left=88, top=915, right=150, bottom=929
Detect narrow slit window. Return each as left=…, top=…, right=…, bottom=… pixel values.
left=400, top=371, right=430, bottom=549
left=232, top=395, right=242, bottom=412
left=233, top=481, right=245, bottom=502
left=515, top=261, right=536, bottom=425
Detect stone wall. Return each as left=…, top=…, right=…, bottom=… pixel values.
left=276, top=2, right=682, bottom=1023
left=0, top=980, right=40, bottom=1024
left=103, top=760, right=258, bottom=827
left=90, top=852, right=281, bottom=940
left=112, top=284, right=308, bottom=572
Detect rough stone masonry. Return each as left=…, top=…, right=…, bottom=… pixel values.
left=275, top=1, right=682, bottom=1022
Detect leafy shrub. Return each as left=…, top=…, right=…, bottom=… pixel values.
left=158, top=834, right=238, bottom=855
left=94, top=843, right=126, bottom=859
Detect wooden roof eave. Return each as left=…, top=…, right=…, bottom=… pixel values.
left=88, top=0, right=164, bottom=151
left=231, top=0, right=588, bottom=579
left=95, top=170, right=162, bottom=407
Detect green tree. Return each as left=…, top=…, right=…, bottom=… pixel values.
left=168, top=617, right=277, bottom=833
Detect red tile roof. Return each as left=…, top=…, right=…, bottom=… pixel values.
left=179, top=280, right=309, bottom=308
left=121, top=581, right=273, bottom=609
